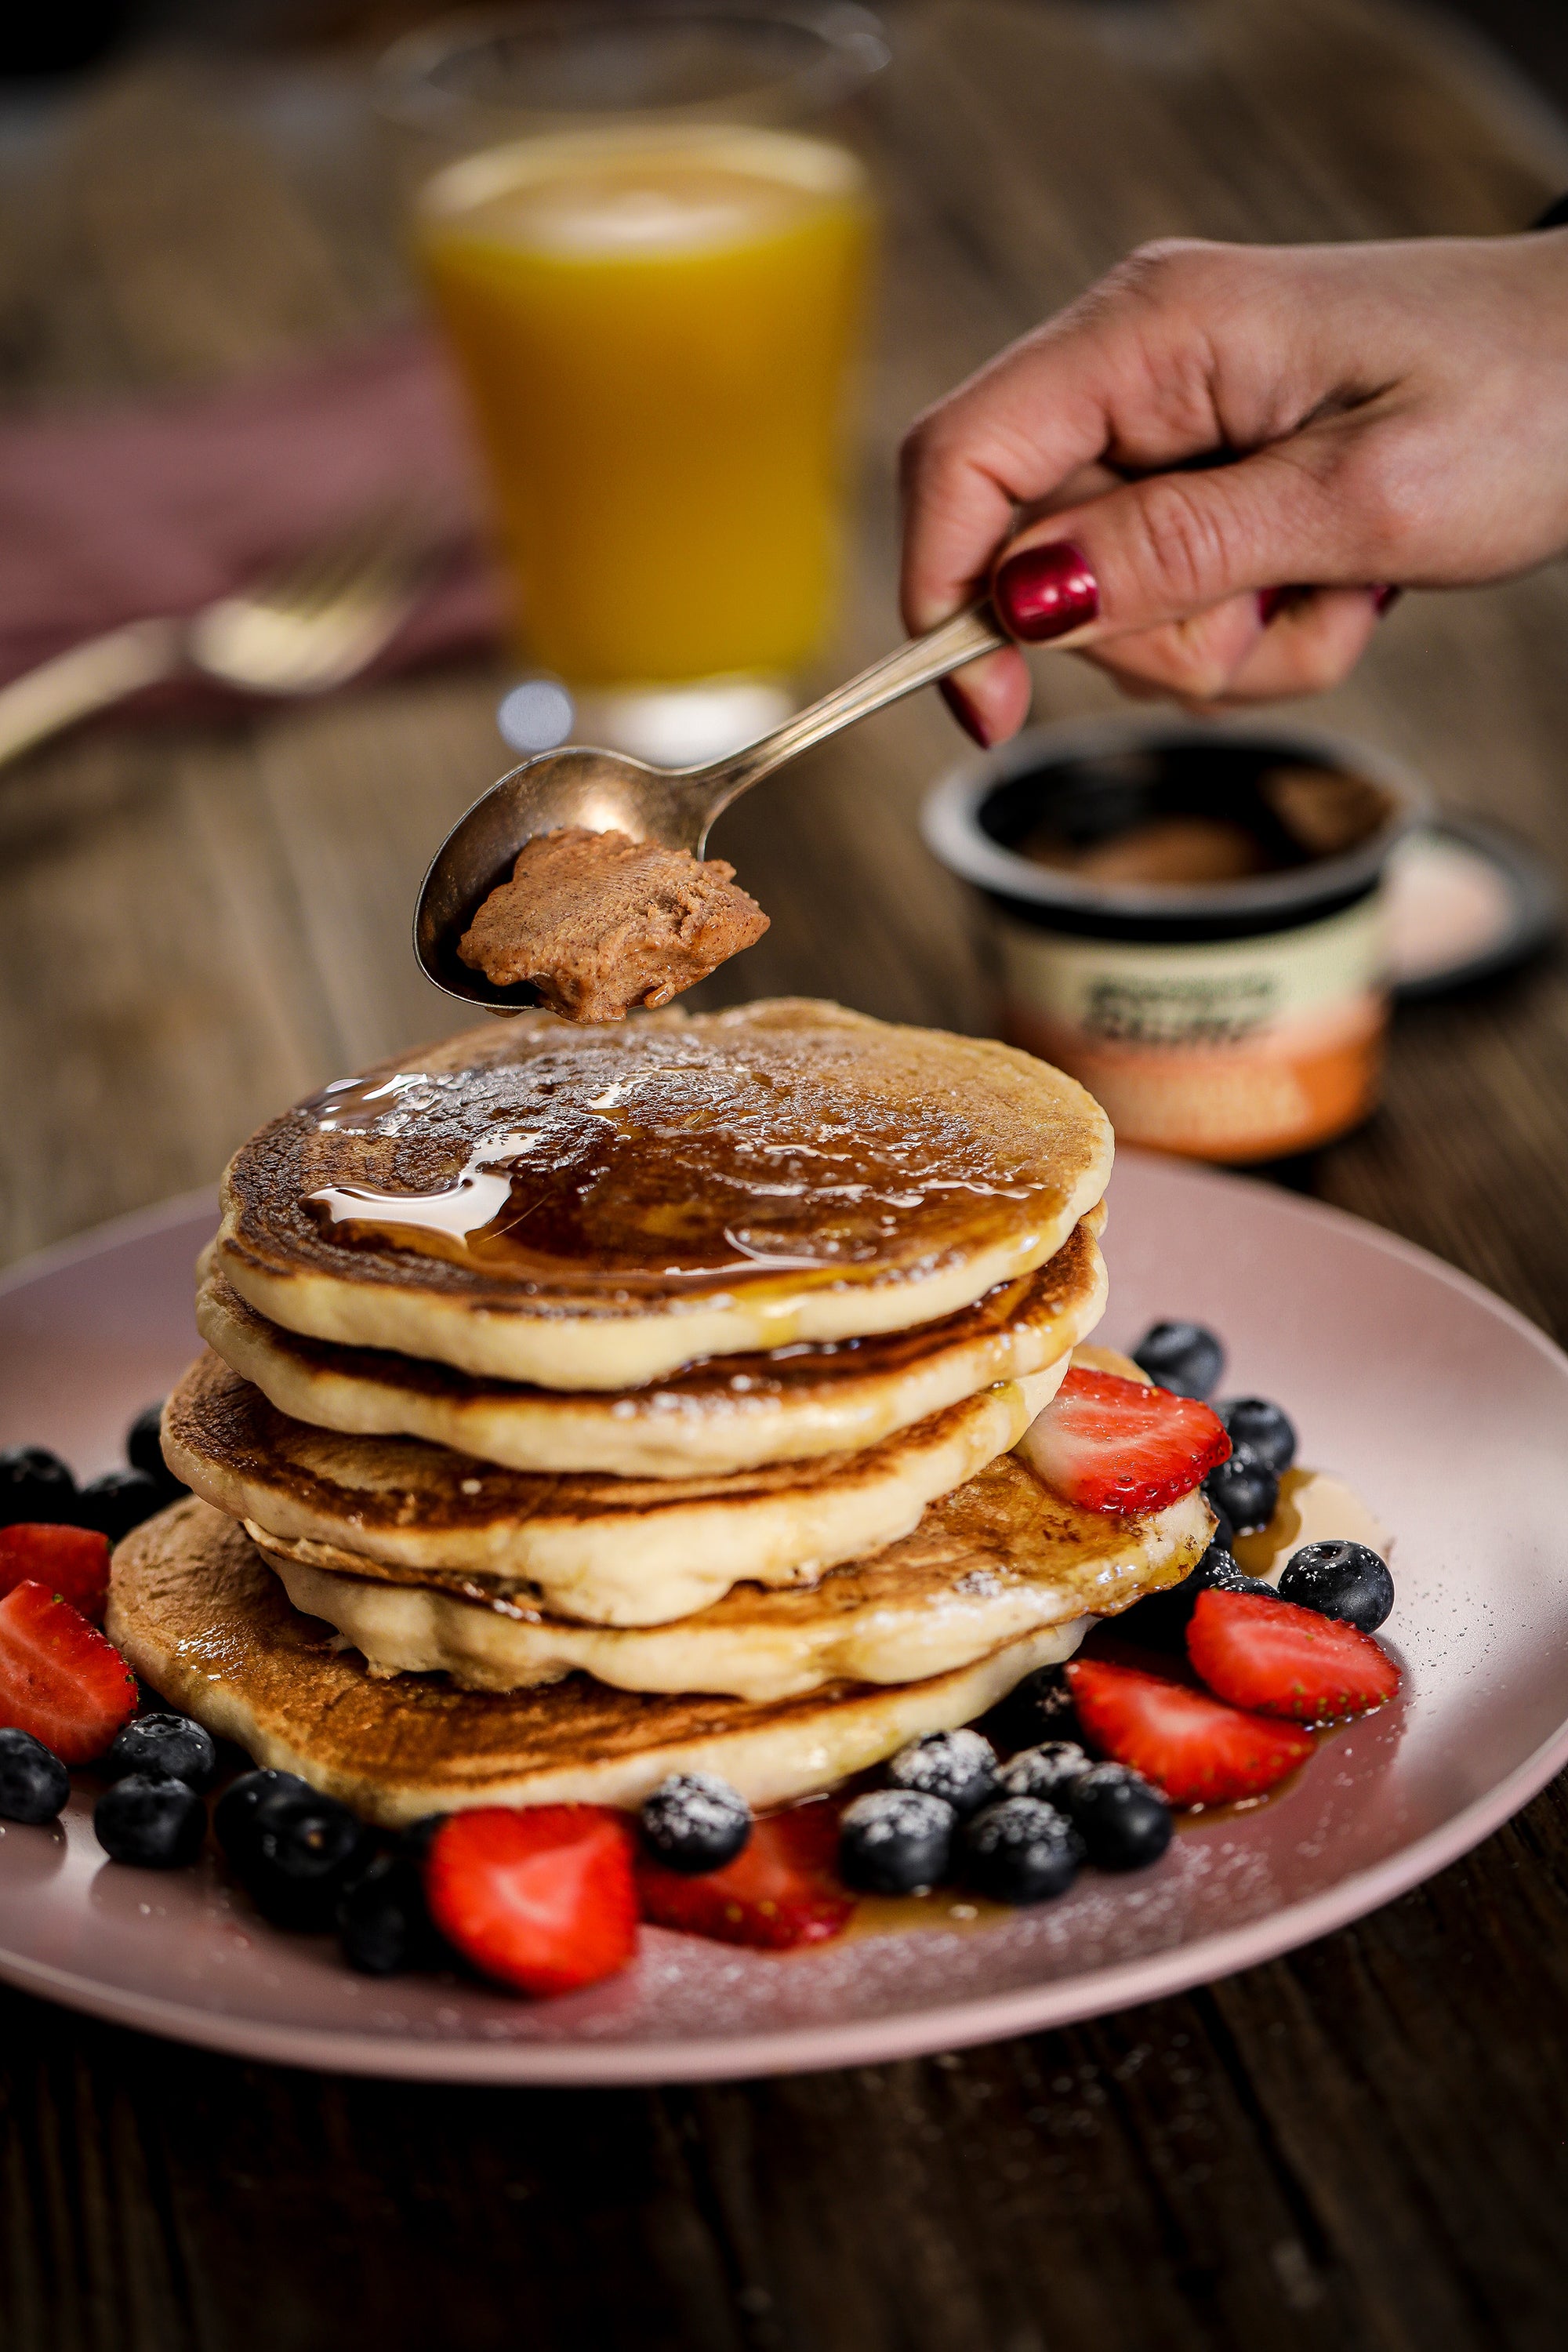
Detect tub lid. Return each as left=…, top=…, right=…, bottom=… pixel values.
left=1385, top=817, right=1560, bottom=998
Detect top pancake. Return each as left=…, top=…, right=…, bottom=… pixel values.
left=216, top=999, right=1112, bottom=1390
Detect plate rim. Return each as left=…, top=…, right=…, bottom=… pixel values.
left=2, top=1156, right=1566, bottom=2082
left=5, top=1698, right=1566, bottom=2083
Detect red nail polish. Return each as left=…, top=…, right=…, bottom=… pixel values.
left=1371, top=584, right=1401, bottom=616
left=993, top=541, right=1098, bottom=643
left=1258, top=585, right=1311, bottom=624
left=940, top=677, right=990, bottom=747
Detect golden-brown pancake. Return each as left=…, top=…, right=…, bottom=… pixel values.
left=249, top=1454, right=1210, bottom=1699
left=162, top=1350, right=1068, bottom=1627
left=215, top=1000, right=1113, bottom=1390
left=107, top=1501, right=1092, bottom=1828
left=194, top=1207, right=1107, bottom=1479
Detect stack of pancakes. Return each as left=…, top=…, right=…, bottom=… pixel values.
left=108, top=1001, right=1210, bottom=1828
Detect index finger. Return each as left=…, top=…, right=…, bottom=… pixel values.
left=898, top=330, right=1113, bottom=634
left=898, top=245, right=1243, bottom=635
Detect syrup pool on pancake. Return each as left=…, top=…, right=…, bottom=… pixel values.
left=299, top=1055, right=1042, bottom=1288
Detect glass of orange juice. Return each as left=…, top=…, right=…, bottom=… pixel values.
left=377, top=5, right=885, bottom=760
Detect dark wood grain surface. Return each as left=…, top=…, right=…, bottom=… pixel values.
left=4, top=4, right=1568, bottom=2345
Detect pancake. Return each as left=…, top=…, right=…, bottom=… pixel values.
left=163, top=1350, right=1069, bottom=1628
left=249, top=1455, right=1210, bottom=1699
left=194, top=1207, right=1107, bottom=1479
left=107, top=1501, right=1092, bottom=1828
left=215, top=1000, right=1113, bottom=1390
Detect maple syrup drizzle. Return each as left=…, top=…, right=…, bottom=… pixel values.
left=303, top=1072, right=439, bottom=1133
left=296, top=1051, right=1055, bottom=1294
left=309, top=1130, right=544, bottom=1247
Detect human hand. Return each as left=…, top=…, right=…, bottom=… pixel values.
left=899, top=231, right=1568, bottom=742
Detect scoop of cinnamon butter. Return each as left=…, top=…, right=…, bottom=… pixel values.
left=457, top=825, right=769, bottom=1023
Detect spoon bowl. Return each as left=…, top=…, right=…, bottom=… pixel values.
left=414, top=742, right=710, bottom=1008
left=414, top=601, right=1014, bottom=1010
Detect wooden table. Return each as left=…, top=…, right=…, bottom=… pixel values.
left=4, top=4, right=1568, bottom=2343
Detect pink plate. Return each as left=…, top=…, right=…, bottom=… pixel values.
left=2, top=1156, right=1566, bottom=2082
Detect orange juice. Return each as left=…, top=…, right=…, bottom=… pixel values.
left=416, top=125, right=874, bottom=685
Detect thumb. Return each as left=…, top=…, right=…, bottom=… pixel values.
left=990, top=444, right=1357, bottom=646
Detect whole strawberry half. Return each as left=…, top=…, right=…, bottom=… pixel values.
left=1187, top=1588, right=1401, bottom=1723
left=0, top=1523, right=112, bottom=1622
left=0, top=1579, right=137, bottom=1764
left=423, top=1806, right=638, bottom=1998
left=637, top=1801, right=853, bottom=1951
left=1066, top=1654, right=1312, bottom=1806
left=1019, top=1367, right=1231, bottom=1515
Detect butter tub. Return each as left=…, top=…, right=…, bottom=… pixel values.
left=924, top=714, right=1424, bottom=1163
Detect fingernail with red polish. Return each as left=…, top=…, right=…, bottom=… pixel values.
left=1371, top=583, right=1402, bottom=616
left=993, top=541, right=1099, bottom=643
left=940, top=677, right=990, bottom=747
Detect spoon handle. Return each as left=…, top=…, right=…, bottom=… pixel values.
left=697, top=601, right=1010, bottom=812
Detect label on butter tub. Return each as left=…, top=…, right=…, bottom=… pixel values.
left=997, top=894, right=1387, bottom=1160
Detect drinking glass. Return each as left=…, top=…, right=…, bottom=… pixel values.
left=378, top=3, right=886, bottom=760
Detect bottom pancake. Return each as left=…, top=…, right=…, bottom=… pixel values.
left=107, top=1501, right=1087, bottom=1829
left=247, top=1461, right=1210, bottom=1700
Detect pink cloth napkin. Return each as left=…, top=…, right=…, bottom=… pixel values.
left=0, top=327, right=506, bottom=696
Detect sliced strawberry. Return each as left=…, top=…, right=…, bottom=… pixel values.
left=1187, top=1588, right=1401, bottom=1722
left=0, top=1579, right=137, bottom=1764
left=1019, top=1367, right=1230, bottom=1515
left=423, top=1806, right=637, bottom=1998
left=0, top=1523, right=111, bottom=1622
left=637, top=1801, right=854, bottom=1951
left=1066, top=1654, right=1312, bottom=1805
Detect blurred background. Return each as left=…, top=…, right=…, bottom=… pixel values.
left=5, top=1, right=1568, bottom=108
left=3, top=0, right=1568, bottom=1348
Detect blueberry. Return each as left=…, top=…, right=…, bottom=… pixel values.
left=839, top=1788, right=956, bottom=1894
left=78, top=1468, right=165, bottom=1543
left=1279, top=1540, right=1394, bottom=1633
left=93, top=1773, right=206, bottom=1867
left=1218, top=1397, right=1296, bottom=1475
left=1131, top=1322, right=1225, bottom=1401
left=987, top=1664, right=1078, bottom=1750
left=239, top=1783, right=373, bottom=1929
left=1208, top=1503, right=1236, bottom=1552
left=887, top=1728, right=997, bottom=1817
left=0, top=1726, right=70, bottom=1824
left=1195, top=1544, right=1279, bottom=1601
left=1204, top=1450, right=1279, bottom=1536
left=1110, top=1584, right=1194, bottom=1650
left=213, top=1767, right=314, bottom=1872
left=104, top=1712, right=217, bottom=1793
left=338, top=1853, right=440, bottom=1975
left=1069, top=1762, right=1173, bottom=1870
left=0, top=1445, right=76, bottom=1528
left=1114, top=1554, right=1210, bottom=1651
left=962, top=1796, right=1084, bottom=1904
left=996, top=1740, right=1091, bottom=1805
left=639, top=1772, right=752, bottom=1875
left=1115, top=1542, right=1271, bottom=1650
left=125, top=1403, right=187, bottom=1503
left=397, top=1812, right=451, bottom=1864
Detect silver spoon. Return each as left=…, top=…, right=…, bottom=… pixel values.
left=415, top=600, right=1012, bottom=1007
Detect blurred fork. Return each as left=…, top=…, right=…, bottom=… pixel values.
left=0, top=503, right=451, bottom=768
